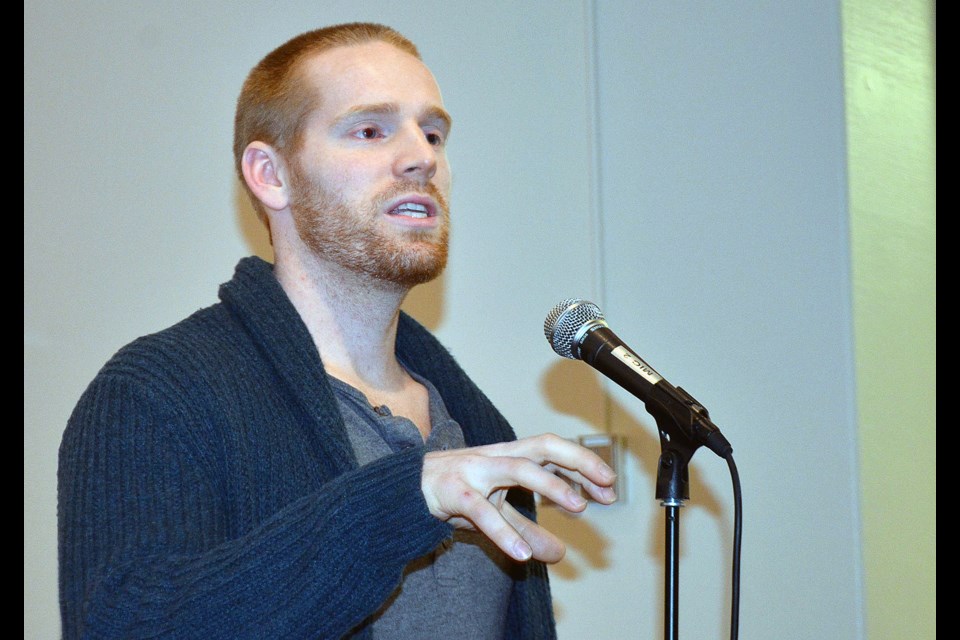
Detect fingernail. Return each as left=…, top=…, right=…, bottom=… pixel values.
left=514, top=540, right=533, bottom=561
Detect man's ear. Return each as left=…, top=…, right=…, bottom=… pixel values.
left=241, top=142, right=291, bottom=212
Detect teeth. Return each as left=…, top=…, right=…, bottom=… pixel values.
left=393, top=202, right=429, bottom=218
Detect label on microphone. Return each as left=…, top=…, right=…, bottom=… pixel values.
left=611, top=346, right=663, bottom=385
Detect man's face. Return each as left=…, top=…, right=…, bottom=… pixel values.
left=287, top=41, right=452, bottom=288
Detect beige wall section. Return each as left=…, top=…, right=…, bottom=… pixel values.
left=843, top=1, right=936, bottom=639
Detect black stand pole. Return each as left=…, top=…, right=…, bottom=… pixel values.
left=656, top=445, right=692, bottom=640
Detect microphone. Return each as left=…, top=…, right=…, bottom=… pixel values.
left=544, top=299, right=732, bottom=458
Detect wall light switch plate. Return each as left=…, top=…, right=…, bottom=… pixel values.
left=539, top=434, right=626, bottom=507
left=577, top=434, right=624, bottom=503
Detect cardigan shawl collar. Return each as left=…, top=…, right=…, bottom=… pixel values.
left=216, top=256, right=519, bottom=468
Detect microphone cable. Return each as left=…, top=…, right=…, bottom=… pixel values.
left=726, top=451, right=742, bottom=640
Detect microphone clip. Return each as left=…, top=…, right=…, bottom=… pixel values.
left=646, top=385, right=732, bottom=503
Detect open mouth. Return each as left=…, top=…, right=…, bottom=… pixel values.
left=389, top=201, right=431, bottom=219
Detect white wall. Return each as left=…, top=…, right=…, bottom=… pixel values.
left=24, top=2, right=861, bottom=638
left=585, top=4, right=859, bottom=639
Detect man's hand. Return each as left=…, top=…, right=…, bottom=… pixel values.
left=421, top=433, right=617, bottom=564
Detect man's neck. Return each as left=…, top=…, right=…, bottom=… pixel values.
left=273, top=247, right=435, bottom=439
left=273, top=247, right=411, bottom=391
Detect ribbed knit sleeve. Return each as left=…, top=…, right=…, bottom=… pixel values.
left=58, top=367, right=451, bottom=639
left=55, top=257, right=452, bottom=639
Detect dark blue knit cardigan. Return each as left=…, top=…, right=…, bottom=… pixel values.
left=57, top=256, right=555, bottom=639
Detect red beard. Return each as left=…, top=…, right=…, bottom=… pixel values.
left=288, top=164, right=450, bottom=288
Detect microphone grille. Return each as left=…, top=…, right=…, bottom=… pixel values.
left=544, top=298, right=605, bottom=359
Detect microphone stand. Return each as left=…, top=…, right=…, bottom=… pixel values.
left=544, top=301, right=737, bottom=638
left=647, top=390, right=712, bottom=640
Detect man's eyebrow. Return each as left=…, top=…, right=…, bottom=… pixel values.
left=422, top=106, right=453, bottom=132
left=333, top=103, right=452, bottom=131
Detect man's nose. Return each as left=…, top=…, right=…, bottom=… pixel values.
left=393, top=126, right=438, bottom=183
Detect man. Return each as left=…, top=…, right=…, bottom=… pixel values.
left=58, top=23, right=617, bottom=639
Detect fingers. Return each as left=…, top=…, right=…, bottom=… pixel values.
left=500, top=501, right=566, bottom=564
left=424, top=450, right=591, bottom=517
left=453, top=488, right=538, bottom=562
left=421, top=435, right=619, bottom=516
left=420, top=434, right=619, bottom=563
left=509, top=458, right=592, bottom=513
left=545, top=464, right=618, bottom=506
left=441, top=488, right=568, bottom=563
left=476, top=433, right=617, bottom=496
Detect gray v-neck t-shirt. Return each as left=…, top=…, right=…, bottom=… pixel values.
left=329, top=368, right=516, bottom=639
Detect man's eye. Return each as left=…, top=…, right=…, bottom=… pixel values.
left=426, top=132, right=444, bottom=146
left=355, top=126, right=381, bottom=139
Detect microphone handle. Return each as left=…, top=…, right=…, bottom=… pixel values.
left=579, top=326, right=733, bottom=457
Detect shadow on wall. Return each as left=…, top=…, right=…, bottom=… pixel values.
left=537, top=358, right=730, bottom=576
left=235, top=182, right=274, bottom=263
